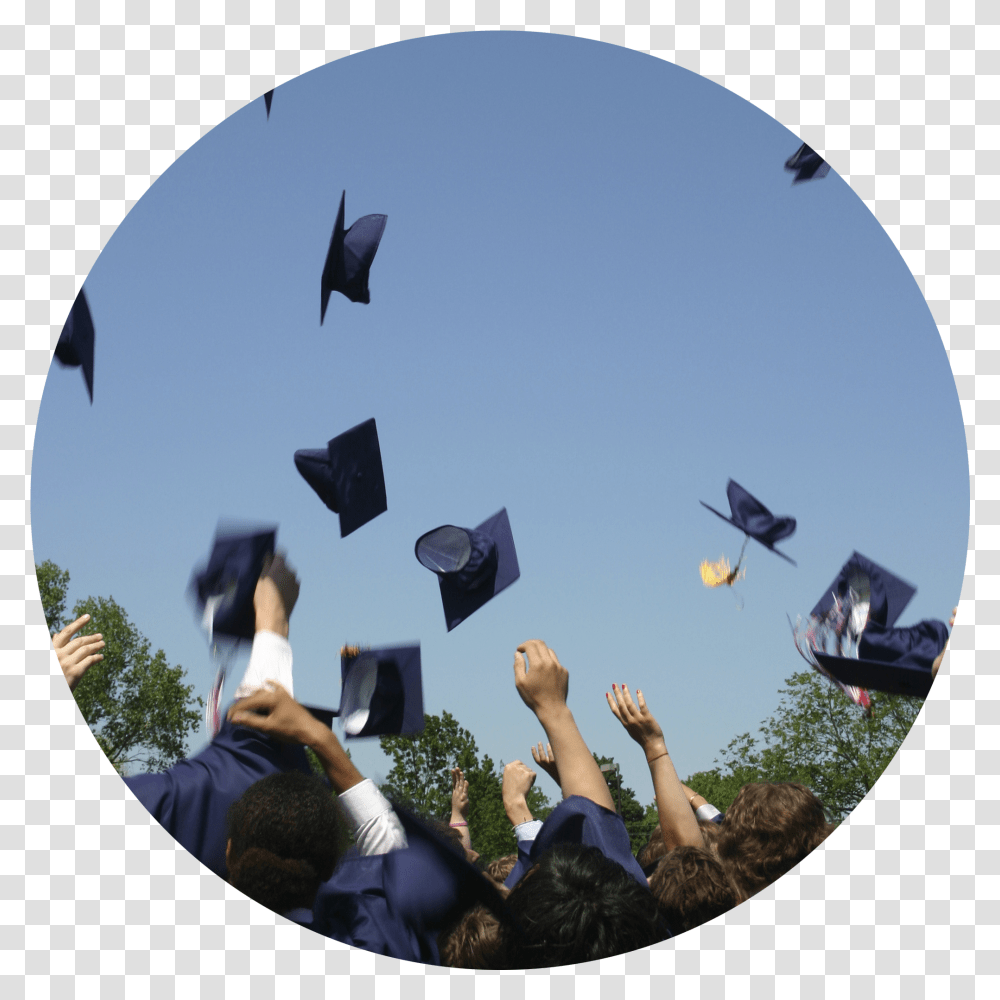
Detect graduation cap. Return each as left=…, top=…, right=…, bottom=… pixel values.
left=54, top=288, right=95, bottom=403
left=320, top=190, right=388, bottom=322
left=302, top=644, right=423, bottom=739
left=785, top=142, right=831, bottom=184
left=811, top=551, right=915, bottom=628
left=189, top=524, right=277, bottom=642
left=415, top=507, right=520, bottom=631
left=294, top=418, right=388, bottom=537
left=700, top=479, right=797, bottom=568
left=813, top=617, right=950, bottom=699
left=264, top=89, right=273, bottom=118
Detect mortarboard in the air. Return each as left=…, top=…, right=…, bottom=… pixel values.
left=813, top=616, right=950, bottom=699
left=54, top=288, right=96, bottom=403
left=189, top=524, right=277, bottom=642
left=320, top=190, right=388, bottom=322
left=415, top=507, right=520, bottom=631
left=294, top=417, right=387, bottom=537
left=302, top=644, right=423, bottom=739
left=811, top=551, right=916, bottom=627
left=264, top=89, right=273, bottom=118
left=785, top=142, right=831, bottom=184
left=700, top=479, right=797, bottom=565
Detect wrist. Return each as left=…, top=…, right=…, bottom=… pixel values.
left=645, top=740, right=669, bottom=764
left=535, top=702, right=572, bottom=731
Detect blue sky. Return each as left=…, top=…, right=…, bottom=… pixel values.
left=31, top=32, right=969, bottom=808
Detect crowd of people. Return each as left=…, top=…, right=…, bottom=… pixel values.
left=52, top=551, right=837, bottom=968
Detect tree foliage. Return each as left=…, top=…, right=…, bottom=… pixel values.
left=37, top=561, right=203, bottom=776
left=379, top=711, right=552, bottom=862
left=684, top=670, right=923, bottom=821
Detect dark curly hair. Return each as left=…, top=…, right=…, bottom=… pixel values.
left=648, top=845, right=741, bottom=934
left=715, top=782, right=836, bottom=899
left=500, top=844, right=670, bottom=968
left=225, top=771, right=345, bottom=915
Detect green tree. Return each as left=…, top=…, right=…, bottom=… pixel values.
left=685, top=670, right=923, bottom=821
left=379, top=711, right=552, bottom=862
left=37, top=561, right=204, bottom=776
left=594, top=754, right=659, bottom=856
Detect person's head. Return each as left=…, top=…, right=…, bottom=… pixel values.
left=501, top=844, right=670, bottom=968
left=715, top=782, right=836, bottom=898
left=486, top=854, right=518, bottom=883
left=438, top=905, right=505, bottom=968
left=648, top=846, right=741, bottom=935
left=226, top=771, right=344, bottom=915
left=637, top=824, right=666, bottom=869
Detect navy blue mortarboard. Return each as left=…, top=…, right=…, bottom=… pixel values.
left=264, top=89, right=273, bottom=118
left=416, top=507, right=520, bottom=631
left=700, top=480, right=797, bottom=565
left=190, top=524, right=277, bottom=642
left=785, top=143, right=831, bottom=184
left=320, top=190, right=388, bottom=322
left=811, top=551, right=916, bottom=628
left=813, top=617, right=950, bottom=699
left=339, top=644, right=423, bottom=738
left=294, top=418, right=387, bottom=537
left=54, top=289, right=95, bottom=403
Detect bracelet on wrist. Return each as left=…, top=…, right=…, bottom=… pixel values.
left=449, top=821, right=469, bottom=828
left=646, top=750, right=670, bottom=765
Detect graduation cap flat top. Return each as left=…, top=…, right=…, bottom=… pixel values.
left=416, top=507, right=520, bottom=631
left=294, top=418, right=387, bottom=537
left=54, top=289, right=95, bottom=403
left=320, top=190, right=388, bottom=322
left=811, top=551, right=916, bottom=628
left=785, top=143, right=831, bottom=183
left=190, top=525, right=276, bottom=641
left=302, top=645, right=423, bottom=739
left=700, top=479, right=797, bottom=565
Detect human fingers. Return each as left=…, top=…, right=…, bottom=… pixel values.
left=546, top=742, right=554, bottom=762
left=618, top=683, right=640, bottom=719
left=63, top=632, right=104, bottom=657
left=606, top=689, right=625, bottom=724
left=226, top=682, right=287, bottom=721
left=65, top=636, right=106, bottom=664
left=636, top=689, right=649, bottom=713
left=513, top=650, right=529, bottom=691
left=53, top=614, right=91, bottom=649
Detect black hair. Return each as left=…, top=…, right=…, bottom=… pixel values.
left=225, top=771, right=344, bottom=915
left=501, top=844, right=670, bottom=968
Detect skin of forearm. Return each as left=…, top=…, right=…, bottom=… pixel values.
left=648, top=745, right=703, bottom=850
left=503, top=794, right=534, bottom=826
left=309, top=727, right=364, bottom=794
left=536, top=704, right=615, bottom=811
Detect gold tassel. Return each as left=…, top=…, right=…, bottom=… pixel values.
left=699, top=556, right=745, bottom=588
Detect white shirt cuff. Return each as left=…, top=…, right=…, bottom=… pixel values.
left=695, top=802, right=722, bottom=822
left=232, top=631, right=294, bottom=701
left=337, top=778, right=408, bottom=856
left=513, top=818, right=543, bottom=844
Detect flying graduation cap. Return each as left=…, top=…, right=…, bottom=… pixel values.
left=301, top=644, right=424, bottom=739
left=264, top=89, right=273, bottom=118
left=416, top=508, right=520, bottom=631
left=54, top=288, right=96, bottom=403
left=294, top=418, right=388, bottom=537
left=800, top=552, right=949, bottom=700
left=785, top=142, right=831, bottom=184
left=189, top=524, right=277, bottom=643
left=320, top=190, right=388, bottom=322
left=700, top=480, right=797, bottom=594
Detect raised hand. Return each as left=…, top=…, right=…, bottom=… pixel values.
left=606, top=683, right=666, bottom=760
left=502, top=759, right=538, bottom=826
left=451, top=766, right=470, bottom=819
left=254, top=551, right=301, bottom=638
left=530, top=741, right=560, bottom=786
left=514, top=640, right=569, bottom=719
left=53, top=614, right=105, bottom=692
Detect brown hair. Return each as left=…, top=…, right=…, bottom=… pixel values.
left=637, top=824, right=667, bottom=869
left=715, top=782, right=836, bottom=898
left=438, top=905, right=504, bottom=968
left=648, top=846, right=742, bottom=934
left=486, top=854, right=518, bottom=883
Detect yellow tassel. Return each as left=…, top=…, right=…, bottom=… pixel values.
left=700, top=556, right=745, bottom=588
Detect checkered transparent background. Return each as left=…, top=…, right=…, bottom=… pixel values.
left=2, top=1, right=998, bottom=996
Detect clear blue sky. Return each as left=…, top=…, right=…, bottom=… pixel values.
left=31, top=32, right=969, bottom=808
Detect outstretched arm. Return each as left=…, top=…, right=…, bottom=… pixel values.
left=514, top=640, right=614, bottom=811
left=606, top=683, right=703, bottom=850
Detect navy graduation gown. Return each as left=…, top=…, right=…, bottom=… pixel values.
left=124, top=718, right=313, bottom=880
left=504, top=795, right=649, bottom=891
